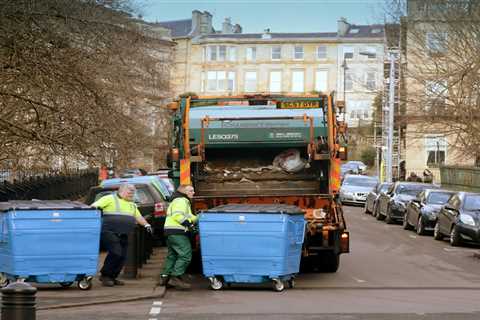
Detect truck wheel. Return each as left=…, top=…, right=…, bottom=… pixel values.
left=78, top=277, right=93, bottom=290
left=287, top=279, right=295, bottom=289
left=209, top=277, right=223, bottom=290
left=318, top=251, right=340, bottom=273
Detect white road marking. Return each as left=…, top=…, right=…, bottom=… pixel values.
left=409, top=235, right=417, bottom=239
left=351, top=277, right=367, bottom=283
left=149, top=301, right=163, bottom=317
left=443, top=247, right=473, bottom=253
left=150, top=307, right=162, bottom=315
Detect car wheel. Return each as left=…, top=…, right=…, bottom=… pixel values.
left=416, top=217, right=426, bottom=235
left=385, top=205, right=393, bottom=224
left=375, top=205, right=385, bottom=221
left=449, top=225, right=462, bottom=247
left=433, top=221, right=443, bottom=241
left=403, top=212, right=412, bottom=230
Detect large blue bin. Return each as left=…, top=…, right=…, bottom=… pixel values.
left=0, top=200, right=101, bottom=290
left=199, top=204, right=306, bottom=291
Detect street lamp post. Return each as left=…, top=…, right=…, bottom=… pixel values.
left=341, top=59, right=348, bottom=122
left=385, top=52, right=397, bottom=183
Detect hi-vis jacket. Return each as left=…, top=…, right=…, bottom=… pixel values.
left=164, top=196, right=198, bottom=236
left=92, top=193, right=141, bottom=234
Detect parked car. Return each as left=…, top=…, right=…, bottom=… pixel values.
left=119, top=168, right=147, bottom=178
left=434, top=192, right=480, bottom=246
left=85, top=182, right=168, bottom=244
left=341, top=163, right=359, bottom=178
left=102, top=176, right=172, bottom=202
left=364, top=182, right=392, bottom=215
left=339, top=174, right=378, bottom=206
left=346, top=161, right=367, bottom=173
left=375, top=182, right=439, bottom=224
left=403, top=189, right=455, bottom=235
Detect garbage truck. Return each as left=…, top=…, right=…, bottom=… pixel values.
left=167, top=94, right=349, bottom=272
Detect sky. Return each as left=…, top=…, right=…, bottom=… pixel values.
left=141, top=0, right=386, bottom=33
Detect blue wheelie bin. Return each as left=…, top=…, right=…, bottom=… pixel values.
left=0, top=200, right=101, bottom=290
left=199, top=204, right=306, bottom=292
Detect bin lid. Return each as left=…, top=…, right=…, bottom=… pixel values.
left=203, top=204, right=304, bottom=215
left=0, top=200, right=94, bottom=212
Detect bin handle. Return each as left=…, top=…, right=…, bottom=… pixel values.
left=296, top=221, right=306, bottom=245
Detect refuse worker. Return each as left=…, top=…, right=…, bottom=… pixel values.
left=157, top=184, right=197, bottom=290
left=92, top=183, right=153, bottom=287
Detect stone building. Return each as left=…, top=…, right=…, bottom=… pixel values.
left=158, top=12, right=384, bottom=127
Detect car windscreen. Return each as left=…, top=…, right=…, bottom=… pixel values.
left=464, top=194, right=480, bottom=211
left=397, top=185, right=428, bottom=196
left=426, top=192, right=453, bottom=205
left=343, top=177, right=377, bottom=187
left=379, top=183, right=391, bottom=193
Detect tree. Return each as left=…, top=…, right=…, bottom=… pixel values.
left=385, top=0, right=480, bottom=163
left=0, top=0, right=173, bottom=171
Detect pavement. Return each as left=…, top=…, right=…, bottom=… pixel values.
left=8, top=247, right=168, bottom=311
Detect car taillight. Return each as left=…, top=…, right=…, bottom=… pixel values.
left=154, top=202, right=166, bottom=217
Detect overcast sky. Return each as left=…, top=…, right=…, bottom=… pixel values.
left=142, top=0, right=386, bottom=33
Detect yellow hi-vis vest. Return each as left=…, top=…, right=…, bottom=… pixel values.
left=164, top=197, right=197, bottom=233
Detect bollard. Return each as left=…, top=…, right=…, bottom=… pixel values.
left=123, top=229, right=138, bottom=279
left=1, top=282, right=37, bottom=320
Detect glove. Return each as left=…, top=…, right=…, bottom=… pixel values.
left=144, top=224, right=153, bottom=234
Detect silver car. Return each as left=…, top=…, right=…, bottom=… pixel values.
left=339, top=174, right=378, bottom=206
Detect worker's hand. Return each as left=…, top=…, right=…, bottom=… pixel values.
left=144, top=224, right=153, bottom=234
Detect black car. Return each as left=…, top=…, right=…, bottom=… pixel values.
left=375, top=182, right=438, bottom=224
left=434, top=192, right=480, bottom=246
left=403, top=189, right=455, bottom=235
left=85, top=182, right=168, bottom=244
left=364, top=182, right=392, bottom=215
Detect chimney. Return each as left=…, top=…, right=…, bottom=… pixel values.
left=262, top=28, right=271, bottom=39
left=191, top=10, right=213, bottom=36
left=233, top=24, right=242, bottom=33
left=222, top=17, right=233, bottom=34
left=337, top=17, right=350, bottom=36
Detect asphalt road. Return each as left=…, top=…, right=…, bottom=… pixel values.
left=37, top=205, right=480, bottom=320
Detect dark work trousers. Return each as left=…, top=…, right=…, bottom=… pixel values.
left=100, top=231, right=129, bottom=279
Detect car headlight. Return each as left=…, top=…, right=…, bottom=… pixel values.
left=459, top=214, right=476, bottom=226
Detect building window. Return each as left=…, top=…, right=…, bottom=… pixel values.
left=425, top=80, right=448, bottom=110
left=207, top=46, right=217, bottom=61
left=246, top=47, right=256, bottom=62
left=206, top=45, right=237, bottom=61
left=366, top=72, right=376, bottom=91
left=426, top=32, right=448, bottom=54
left=244, top=71, right=257, bottom=92
left=315, top=70, right=328, bottom=92
left=317, top=45, right=327, bottom=59
left=425, top=135, right=446, bottom=166
left=345, top=71, right=353, bottom=91
left=364, top=46, right=377, bottom=59
left=294, top=46, right=304, bottom=60
left=343, top=46, right=354, bottom=59
left=271, top=46, right=281, bottom=60
left=205, top=71, right=236, bottom=92
left=219, top=46, right=227, bottom=61
left=291, top=70, right=304, bottom=92
left=269, top=71, right=282, bottom=92
left=364, top=109, right=370, bottom=119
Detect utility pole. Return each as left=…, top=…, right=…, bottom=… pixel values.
left=386, top=52, right=397, bottom=183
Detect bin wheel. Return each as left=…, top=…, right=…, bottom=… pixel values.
left=60, top=282, right=74, bottom=288
left=0, top=273, right=9, bottom=288
left=209, top=277, right=223, bottom=291
left=287, top=279, right=295, bottom=289
left=272, top=279, right=285, bottom=292
left=78, top=277, right=93, bottom=290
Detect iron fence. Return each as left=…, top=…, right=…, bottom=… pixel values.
left=0, top=169, right=98, bottom=201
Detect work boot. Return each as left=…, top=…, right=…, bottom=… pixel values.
left=168, top=276, right=191, bottom=290
left=113, top=279, right=125, bottom=286
left=100, top=276, right=114, bottom=287
left=156, top=274, right=170, bottom=287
